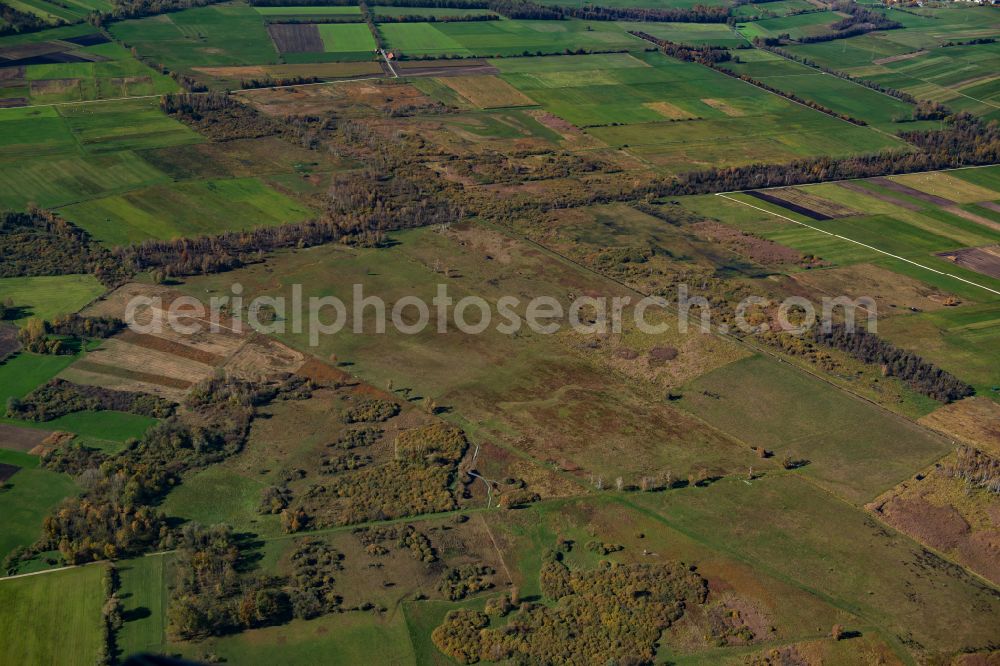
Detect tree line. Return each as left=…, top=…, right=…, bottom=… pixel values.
left=712, top=64, right=869, bottom=125
left=754, top=42, right=919, bottom=104
left=88, top=0, right=225, bottom=27
left=566, top=4, right=729, bottom=23
left=0, top=2, right=55, bottom=35
left=374, top=12, right=499, bottom=22
left=812, top=323, right=974, bottom=402
left=628, top=31, right=732, bottom=65
left=7, top=378, right=175, bottom=422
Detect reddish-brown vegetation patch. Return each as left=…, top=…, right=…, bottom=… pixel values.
left=880, top=495, right=971, bottom=552
left=295, top=356, right=352, bottom=384
left=937, top=246, right=1000, bottom=280
left=920, top=398, right=1000, bottom=455
left=690, top=220, right=805, bottom=265
left=267, top=24, right=323, bottom=54
left=117, top=329, right=224, bottom=365
left=792, top=262, right=955, bottom=315
left=873, top=50, right=927, bottom=65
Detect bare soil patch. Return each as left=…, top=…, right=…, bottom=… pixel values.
left=701, top=98, right=744, bottom=117
left=267, top=24, right=323, bottom=54
left=767, top=187, right=862, bottom=218
left=0, top=66, right=25, bottom=81
left=0, top=323, right=20, bottom=359
left=0, top=463, right=21, bottom=483
left=746, top=189, right=833, bottom=220
left=396, top=61, right=498, bottom=77
left=0, top=423, right=52, bottom=453
left=943, top=206, right=1000, bottom=233
left=690, top=220, right=804, bottom=266
left=29, top=78, right=78, bottom=96
left=871, top=176, right=954, bottom=205
left=70, top=359, right=195, bottom=390
left=644, top=100, right=692, bottom=120
left=873, top=50, right=927, bottom=65
left=937, top=245, right=1000, bottom=279
left=438, top=75, right=535, bottom=109
left=193, top=65, right=269, bottom=78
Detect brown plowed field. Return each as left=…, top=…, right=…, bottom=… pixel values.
left=267, top=24, right=323, bottom=54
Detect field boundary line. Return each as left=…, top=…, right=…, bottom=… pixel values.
left=715, top=192, right=1000, bottom=296
left=1, top=74, right=391, bottom=111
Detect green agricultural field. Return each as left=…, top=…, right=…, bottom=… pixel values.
left=0, top=353, right=78, bottom=405
left=117, top=554, right=170, bottom=658
left=23, top=48, right=179, bottom=105
left=59, top=176, right=314, bottom=245
left=0, top=274, right=104, bottom=323
left=726, top=183, right=1000, bottom=289
left=877, top=302, right=1000, bottom=398
left=732, top=0, right=817, bottom=19
left=722, top=48, right=916, bottom=128
left=782, top=7, right=1000, bottom=120
left=381, top=19, right=645, bottom=57
left=0, top=106, right=79, bottom=161
left=39, top=411, right=158, bottom=441
left=679, top=354, right=951, bottom=503
left=174, top=608, right=417, bottom=664
left=317, top=23, right=377, bottom=54
left=109, top=4, right=279, bottom=72
left=0, top=449, right=78, bottom=561
left=0, top=564, right=106, bottom=665
left=0, top=150, right=171, bottom=210
left=495, top=51, right=905, bottom=172
left=58, top=98, right=202, bottom=154
left=0, top=22, right=95, bottom=47
left=5, top=0, right=110, bottom=23
left=739, top=10, right=845, bottom=41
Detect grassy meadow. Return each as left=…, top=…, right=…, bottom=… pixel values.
left=678, top=354, right=951, bottom=504
left=0, top=564, right=106, bottom=666
left=0, top=449, right=78, bottom=560
left=59, top=177, right=315, bottom=245
left=110, top=4, right=279, bottom=71
left=380, top=19, right=646, bottom=57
